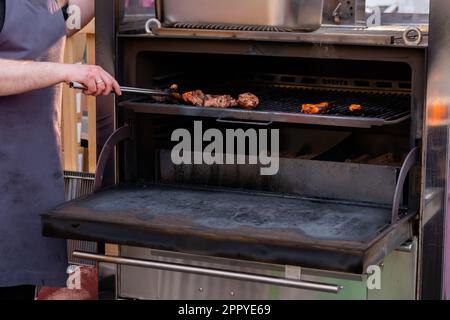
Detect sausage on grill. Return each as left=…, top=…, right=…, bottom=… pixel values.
left=301, top=102, right=330, bottom=114
left=349, top=104, right=363, bottom=112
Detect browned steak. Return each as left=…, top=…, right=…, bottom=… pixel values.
left=203, top=95, right=238, bottom=108
left=238, top=93, right=260, bottom=110
left=182, top=90, right=205, bottom=106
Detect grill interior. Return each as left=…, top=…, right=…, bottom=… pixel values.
left=123, top=54, right=413, bottom=128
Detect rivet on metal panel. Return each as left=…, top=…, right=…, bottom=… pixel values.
left=402, top=27, right=423, bottom=46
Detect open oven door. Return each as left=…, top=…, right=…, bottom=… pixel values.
left=41, top=125, right=419, bottom=292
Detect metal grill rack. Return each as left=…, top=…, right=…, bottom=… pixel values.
left=120, top=86, right=411, bottom=128
left=170, top=22, right=294, bottom=33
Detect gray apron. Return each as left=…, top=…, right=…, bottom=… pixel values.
left=0, top=0, right=68, bottom=287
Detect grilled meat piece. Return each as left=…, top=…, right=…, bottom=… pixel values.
left=349, top=104, right=363, bottom=112
left=203, top=95, right=238, bottom=108
left=301, top=102, right=330, bottom=114
left=182, top=90, right=205, bottom=106
left=238, top=93, right=260, bottom=110
left=170, top=84, right=179, bottom=91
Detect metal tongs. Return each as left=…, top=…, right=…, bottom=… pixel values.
left=70, top=81, right=179, bottom=96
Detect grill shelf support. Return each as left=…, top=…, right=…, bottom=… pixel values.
left=94, top=125, right=131, bottom=192
left=391, top=147, right=419, bottom=223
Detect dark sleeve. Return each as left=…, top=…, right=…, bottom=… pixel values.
left=0, top=0, right=5, bottom=33
left=61, top=2, right=69, bottom=21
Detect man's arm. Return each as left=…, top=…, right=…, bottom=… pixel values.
left=66, top=0, right=95, bottom=37
left=0, top=59, right=121, bottom=97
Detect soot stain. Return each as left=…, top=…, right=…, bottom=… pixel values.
left=81, top=187, right=390, bottom=241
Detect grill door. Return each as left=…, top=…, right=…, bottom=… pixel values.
left=42, top=182, right=415, bottom=275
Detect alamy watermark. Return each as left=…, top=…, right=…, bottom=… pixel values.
left=66, top=265, right=81, bottom=290
left=66, top=5, right=81, bottom=30
left=171, top=121, right=280, bottom=176
left=64, top=4, right=82, bottom=31
left=367, top=265, right=382, bottom=290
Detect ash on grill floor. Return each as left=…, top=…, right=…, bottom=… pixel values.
left=71, top=185, right=391, bottom=243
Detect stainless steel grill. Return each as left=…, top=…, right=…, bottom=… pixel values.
left=42, top=0, right=450, bottom=300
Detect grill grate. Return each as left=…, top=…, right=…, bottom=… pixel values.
left=249, top=87, right=411, bottom=121
left=170, top=22, right=293, bottom=33
left=122, top=85, right=411, bottom=128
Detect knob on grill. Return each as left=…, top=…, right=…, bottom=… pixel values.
left=145, top=18, right=162, bottom=34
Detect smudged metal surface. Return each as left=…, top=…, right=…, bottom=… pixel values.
left=46, top=185, right=392, bottom=245
left=42, top=184, right=415, bottom=272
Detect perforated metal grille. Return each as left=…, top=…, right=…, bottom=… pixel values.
left=170, top=22, right=293, bottom=32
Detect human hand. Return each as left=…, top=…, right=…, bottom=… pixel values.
left=63, top=64, right=122, bottom=96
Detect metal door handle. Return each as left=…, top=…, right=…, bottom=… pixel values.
left=73, top=251, right=343, bottom=294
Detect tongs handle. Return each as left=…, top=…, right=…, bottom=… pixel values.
left=69, top=82, right=175, bottom=96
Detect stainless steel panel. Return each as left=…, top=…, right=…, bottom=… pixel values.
left=117, top=244, right=416, bottom=300
left=157, top=0, right=323, bottom=31
left=322, top=0, right=366, bottom=26
left=146, top=25, right=428, bottom=47
left=159, top=150, right=399, bottom=205
left=367, top=237, right=417, bottom=300
left=420, top=0, right=450, bottom=299
left=118, top=246, right=366, bottom=300
left=75, top=252, right=343, bottom=293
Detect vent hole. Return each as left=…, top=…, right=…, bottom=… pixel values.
left=301, top=78, right=317, bottom=84
left=399, top=82, right=412, bottom=89
left=280, top=76, right=296, bottom=83
left=260, top=75, right=275, bottom=82
left=376, top=82, right=393, bottom=88
left=354, top=80, right=371, bottom=87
